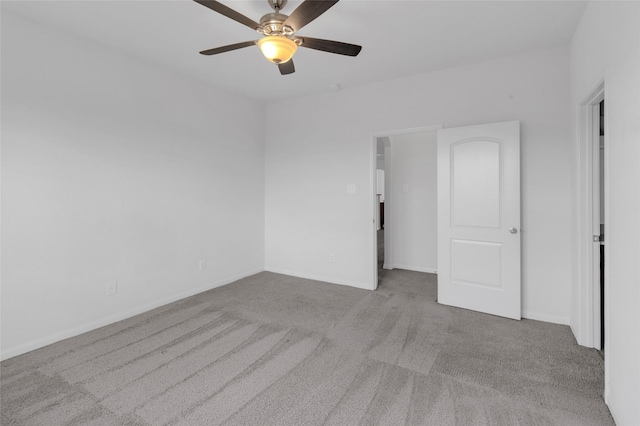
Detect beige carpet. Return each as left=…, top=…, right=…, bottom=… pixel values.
left=1, top=269, right=613, bottom=425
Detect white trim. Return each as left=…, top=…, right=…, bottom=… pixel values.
left=591, top=104, right=603, bottom=351
left=522, top=310, right=570, bottom=325
left=371, top=135, right=379, bottom=290
left=602, top=89, right=611, bottom=407
left=264, top=267, right=372, bottom=291
left=0, top=268, right=264, bottom=361
left=392, top=264, right=437, bottom=274
left=371, top=125, right=443, bottom=138
left=604, top=389, right=622, bottom=426
left=383, top=140, right=393, bottom=272
left=574, top=80, right=605, bottom=348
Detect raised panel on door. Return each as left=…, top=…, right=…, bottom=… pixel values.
left=452, top=139, right=501, bottom=228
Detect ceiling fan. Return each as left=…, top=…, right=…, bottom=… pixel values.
left=194, top=0, right=362, bottom=75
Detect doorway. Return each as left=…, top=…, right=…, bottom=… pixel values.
left=370, top=126, right=441, bottom=289
left=371, top=135, right=388, bottom=289
left=594, top=99, right=606, bottom=351
left=577, top=81, right=606, bottom=351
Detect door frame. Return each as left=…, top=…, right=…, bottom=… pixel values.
left=575, top=80, right=607, bottom=349
left=370, top=125, right=442, bottom=289
left=591, top=99, right=604, bottom=351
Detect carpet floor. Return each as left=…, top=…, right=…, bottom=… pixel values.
left=1, top=268, right=613, bottom=425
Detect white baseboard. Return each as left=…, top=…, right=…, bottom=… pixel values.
left=521, top=310, right=570, bottom=325
left=0, top=268, right=264, bottom=361
left=604, top=388, right=625, bottom=426
left=570, top=322, right=594, bottom=348
left=392, top=264, right=437, bottom=274
left=264, top=267, right=373, bottom=291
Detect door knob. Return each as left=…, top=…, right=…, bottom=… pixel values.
left=509, top=227, right=518, bottom=234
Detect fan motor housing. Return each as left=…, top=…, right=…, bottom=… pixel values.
left=258, top=12, right=294, bottom=36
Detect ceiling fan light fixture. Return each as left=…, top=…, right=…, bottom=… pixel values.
left=257, top=36, right=297, bottom=64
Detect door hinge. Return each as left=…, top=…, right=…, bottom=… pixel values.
left=593, top=235, right=604, bottom=242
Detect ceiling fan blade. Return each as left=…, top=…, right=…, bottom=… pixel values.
left=193, top=0, right=260, bottom=30
left=199, top=41, right=256, bottom=55
left=283, top=0, right=339, bottom=33
left=298, top=37, right=362, bottom=56
left=278, top=60, right=295, bottom=75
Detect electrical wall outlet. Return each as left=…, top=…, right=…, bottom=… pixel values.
left=107, top=281, right=117, bottom=296
left=199, top=260, right=207, bottom=271
left=347, top=184, right=356, bottom=193
left=329, top=253, right=336, bottom=262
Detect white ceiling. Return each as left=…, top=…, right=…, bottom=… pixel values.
left=3, top=0, right=587, bottom=103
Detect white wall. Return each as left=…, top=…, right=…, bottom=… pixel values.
left=570, top=2, right=640, bottom=424
left=1, top=13, right=265, bottom=359
left=388, top=131, right=437, bottom=273
left=265, top=46, right=573, bottom=324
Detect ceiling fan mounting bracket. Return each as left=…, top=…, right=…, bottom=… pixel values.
left=267, top=0, right=288, bottom=12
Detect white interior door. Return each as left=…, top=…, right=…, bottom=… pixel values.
left=437, top=121, right=521, bottom=320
